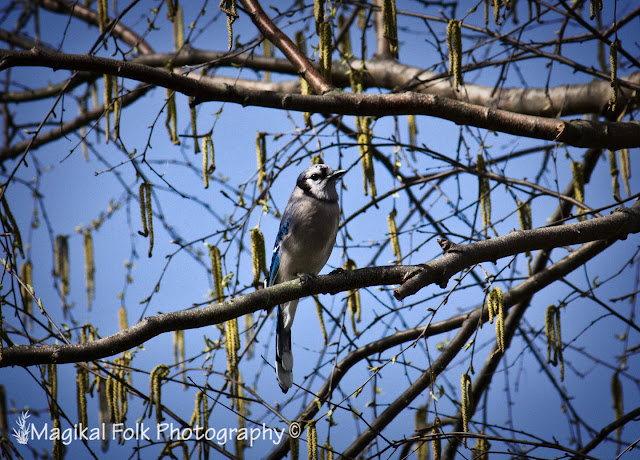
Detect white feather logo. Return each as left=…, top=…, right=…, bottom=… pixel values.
left=12, top=410, right=31, bottom=445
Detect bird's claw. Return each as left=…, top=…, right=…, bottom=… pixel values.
left=298, top=273, right=317, bottom=285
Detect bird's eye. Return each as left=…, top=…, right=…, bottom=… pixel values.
left=310, top=174, right=320, bottom=181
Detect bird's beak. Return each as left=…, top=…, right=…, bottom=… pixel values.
left=329, top=169, right=347, bottom=181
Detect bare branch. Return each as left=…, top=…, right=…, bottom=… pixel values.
left=2, top=203, right=639, bottom=368
left=2, top=48, right=640, bottom=151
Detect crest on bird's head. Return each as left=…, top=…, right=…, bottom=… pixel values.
left=296, top=164, right=346, bottom=202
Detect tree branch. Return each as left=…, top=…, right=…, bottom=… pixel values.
left=394, top=202, right=640, bottom=300
left=574, top=406, right=640, bottom=459
left=2, top=203, right=639, bottom=368
left=1, top=48, right=640, bottom=155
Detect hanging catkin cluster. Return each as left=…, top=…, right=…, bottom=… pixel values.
left=1, top=194, right=23, bottom=259
left=107, top=356, right=130, bottom=435
left=138, top=182, right=154, bottom=257
left=256, top=132, right=267, bottom=194
left=47, top=363, right=62, bottom=459
left=387, top=209, right=401, bottom=263
left=476, top=155, right=492, bottom=238
left=220, top=0, right=238, bottom=52
left=83, top=229, right=95, bottom=310
left=19, top=260, right=33, bottom=329
left=344, top=259, right=361, bottom=335
left=431, top=417, right=442, bottom=460
left=471, top=432, right=491, bottom=460
left=307, top=421, right=318, bottom=460
left=516, top=199, right=533, bottom=273
left=487, top=287, right=505, bottom=354
left=619, top=149, right=631, bottom=197
left=590, top=0, right=603, bottom=19
left=446, top=19, right=462, bottom=91
left=319, top=21, right=332, bottom=82
left=97, top=0, right=108, bottom=34
left=381, top=0, right=398, bottom=58
left=54, top=235, right=70, bottom=304
left=76, top=326, right=90, bottom=429
left=571, top=161, right=587, bottom=220
left=250, top=227, right=268, bottom=286
left=609, top=148, right=631, bottom=202
left=611, top=371, right=623, bottom=447
left=358, top=117, right=376, bottom=196
left=165, top=88, right=180, bottom=145
left=545, top=305, right=564, bottom=381
left=149, top=364, right=171, bottom=424
left=609, top=40, right=618, bottom=111
left=202, top=135, right=215, bottom=189
left=313, top=296, right=329, bottom=344
left=209, top=244, right=225, bottom=302
left=224, top=318, right=241, bottom=409
left=460, top=372, right=472, bottom=445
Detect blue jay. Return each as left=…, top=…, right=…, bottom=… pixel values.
left=268, top=164, right=346, bottom=393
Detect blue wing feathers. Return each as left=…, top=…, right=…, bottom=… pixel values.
left=268, top=217, right=290, bottom=287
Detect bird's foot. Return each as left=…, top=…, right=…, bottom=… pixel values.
left=298, top=273, right=317, bottom=286
left=330, top=267, right=344, bottom=275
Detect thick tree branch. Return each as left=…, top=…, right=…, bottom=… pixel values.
left=4, top=45, right=635, bottom=114
left=2, top=203, right=639, bottom=368
left=394, top=202, right=640, bottom=300
left=1, top=48, right=640, bottom=156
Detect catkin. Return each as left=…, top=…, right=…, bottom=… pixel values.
left=103, top=74, right=112, bottom=142
left=209, top=245, right=224, bottom=302
left=319, top=21, right=332, bottom=81
left=19, top=261, right=33, bottom=329
left=250, top=227, right=267, bottom=285
left=608, top=151, right=621, bottom=202
left=220, top=0, right=238, bottom=51
left=446, top=20, right=462, bottom=91
left=344, top=259, right=361, bottom=333
left=98, top=0, right=108, bottom=34
left=83, top=229, right=95, bottom=310
left=358, top=117, right=376, bottom=196
left=149, top=364, right=170, bottom=424
left=256, top=132, right=267, bottom=193
left=314, top=296, right=329, bottom=344
left=387, top=209, right=401, bottom=263
left=571, top=161, right=587, bottom=219
left=307, top=422, right=318, bottom=460
left=609, top=40, right=618, bottom=111
left=477, top=155, right=491, bottom=237
left=461, top=372, right=472, bottom=444
left=381, top=0, right=398, bottom=58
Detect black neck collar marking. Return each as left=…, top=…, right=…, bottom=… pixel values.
left=299, top=185, right=338, bottom=203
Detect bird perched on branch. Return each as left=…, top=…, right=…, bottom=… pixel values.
left=267, top=164, right=346, bottom=393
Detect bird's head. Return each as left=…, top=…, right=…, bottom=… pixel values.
left=296, top=164, right=346, bottom=203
